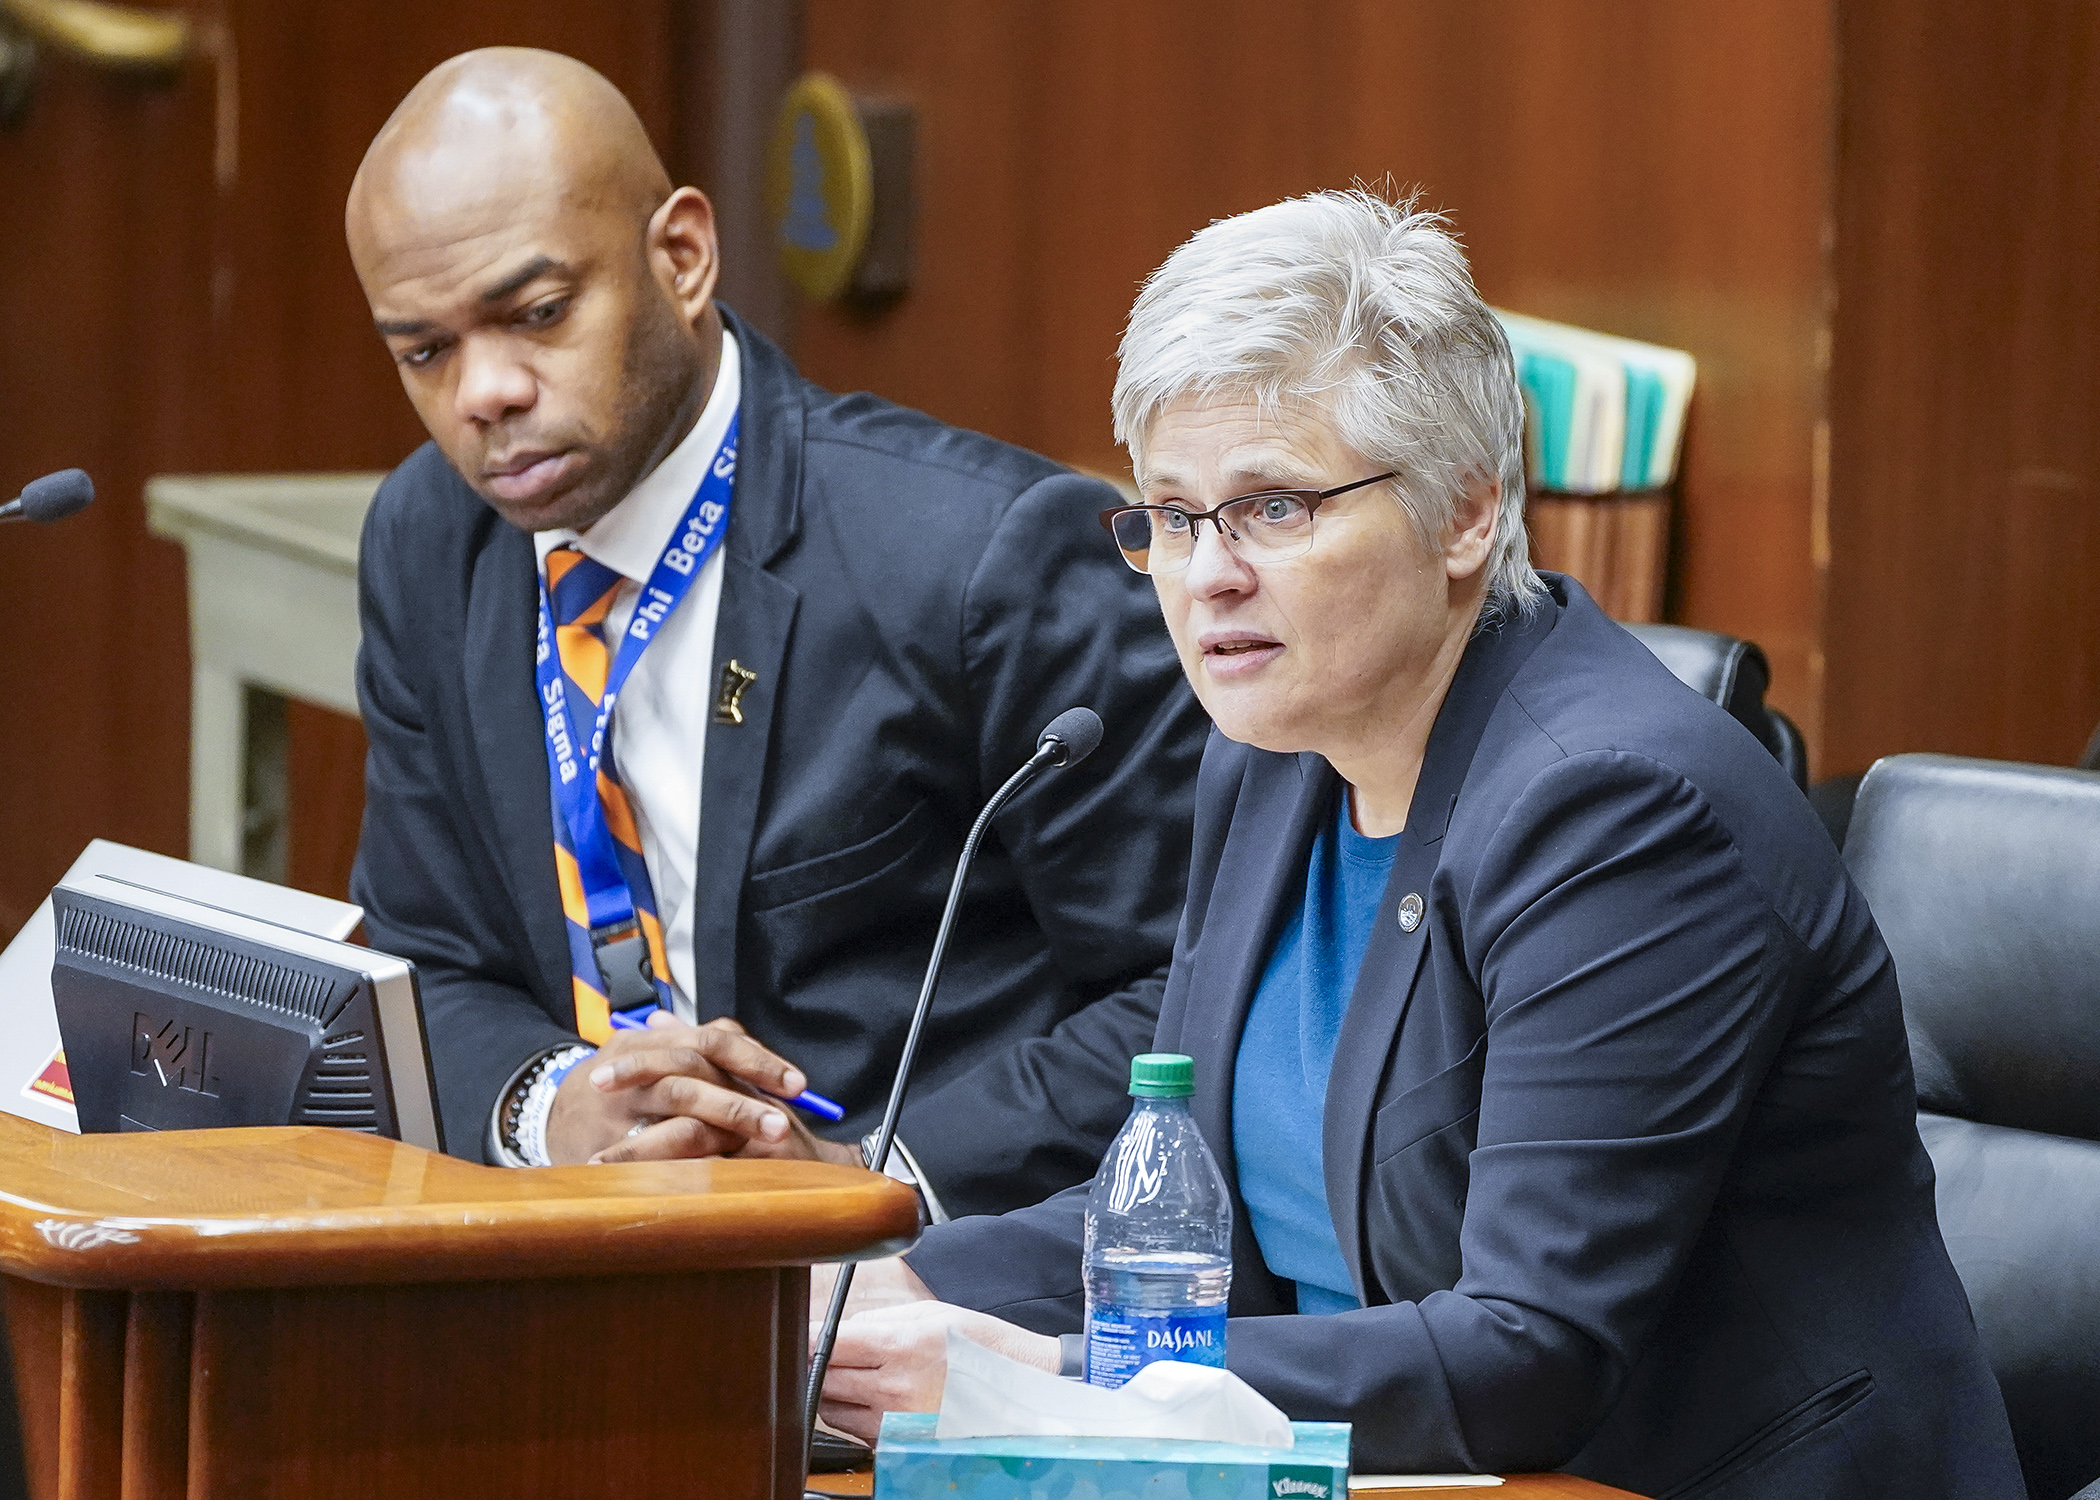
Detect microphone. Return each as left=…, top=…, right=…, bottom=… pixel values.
left=0, top=469, right=95, bottom=525
left=1037, top=705, right=1103, bottom=767
left=803, top=706, right=1105, bottom=1477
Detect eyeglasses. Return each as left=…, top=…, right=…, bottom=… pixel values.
left=1096, top=472, right=1398, bottom=576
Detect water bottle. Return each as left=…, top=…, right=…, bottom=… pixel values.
left=1083, top=1052, right=1233, bottom=1387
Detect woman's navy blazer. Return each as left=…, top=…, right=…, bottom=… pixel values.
left=907, top=576, right=2023, bottom=1499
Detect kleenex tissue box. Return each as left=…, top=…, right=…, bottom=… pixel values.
left=874, top=1412, right=1351, bottom=1500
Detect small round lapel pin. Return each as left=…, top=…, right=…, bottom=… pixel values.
left=1397, top=892, right=1424, bottom=932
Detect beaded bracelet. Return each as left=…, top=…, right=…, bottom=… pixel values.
left=502, top=1044, right=593, bottom=1167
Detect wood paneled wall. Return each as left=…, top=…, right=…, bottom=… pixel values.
left=0, top=40, right=215, bottom=940
left=797, top=0, right=1837, bottom=746
left=2, top=0, right=2094, bottom=943
left=0, top=2, right=683, bottom=935
left=1823, top=0, right=2100, bottom=771
left=800, top=0, right=2100, bottom=779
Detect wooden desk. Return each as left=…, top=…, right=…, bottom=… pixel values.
left=144, top=472, right=382, bottom=879
left=807, top=1467, right=1647, bottom=1497
left=0, top=1111, right=921, bottom=1499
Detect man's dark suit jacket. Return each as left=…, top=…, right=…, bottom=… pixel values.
left=349, top=309, right=1208, bottom=1215
left=908, top=577, right=2023, bottom=1498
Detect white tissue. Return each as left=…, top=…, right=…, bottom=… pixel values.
left=935, top=1329, right=1294, bottom=1448
left=1348, top=1478, right=1503, bottom=1490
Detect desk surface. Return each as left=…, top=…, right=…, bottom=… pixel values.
left=0, top=1110, right=920, bottom=1289
left=146, top=471, right=383, bottom=575
left=807, top=1469, right=1646, bottom=1497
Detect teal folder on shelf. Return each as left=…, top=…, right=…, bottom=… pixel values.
left=1494, top=311, right=1696, bottom=494
left=1620, top=360, right=1666, bottom=491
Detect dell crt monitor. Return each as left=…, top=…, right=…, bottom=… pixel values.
left=48, top=873, right=442, bottom=1152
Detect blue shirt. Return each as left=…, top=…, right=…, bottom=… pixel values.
left=1232, top=793, right=1399, bottom=1315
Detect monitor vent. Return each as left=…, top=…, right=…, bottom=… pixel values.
left=298, top=1032, right=378, bottom=1131
left=57, top=905, right=344, bottom=1025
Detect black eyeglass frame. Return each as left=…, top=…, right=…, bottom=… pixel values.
left=1096, top=471, right=1399, bottom=570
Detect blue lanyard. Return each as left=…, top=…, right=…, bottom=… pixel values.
left=534, top=411, right=739, bottom=933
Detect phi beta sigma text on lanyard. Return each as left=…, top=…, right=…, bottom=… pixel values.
left=534, top=411, right=739, bottom=999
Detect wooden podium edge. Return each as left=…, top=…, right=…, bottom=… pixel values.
left=0, top=1113, right=922, bottom=1290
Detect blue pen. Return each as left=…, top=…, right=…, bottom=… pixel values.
left=608, top=1006, right=848, bottom=1122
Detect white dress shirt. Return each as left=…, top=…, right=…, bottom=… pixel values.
left=531, top=329, right=739, bottom=1022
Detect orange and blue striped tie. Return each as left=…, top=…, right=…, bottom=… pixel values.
left=545, top=544, right=674, bottom=1043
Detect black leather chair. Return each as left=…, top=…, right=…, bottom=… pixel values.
left=1621, top=623, right=1809, bottom=788
left=1844, top=754, right=2100, bottom=1500
left=1818, top=710, right=2100, bottom=857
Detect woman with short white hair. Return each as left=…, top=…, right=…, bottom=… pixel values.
left=819, top=192, right=2021, bottom=1499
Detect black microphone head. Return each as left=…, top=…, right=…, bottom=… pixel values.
left=1038, top=707, right=1104, bottom=768
left=21, top=469, right=94, bottom=524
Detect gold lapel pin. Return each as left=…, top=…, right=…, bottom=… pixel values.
left=714, top=658, right=760, bottom=725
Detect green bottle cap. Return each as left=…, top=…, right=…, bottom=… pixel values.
left=1128, top=1052, right=1195, bottom=1098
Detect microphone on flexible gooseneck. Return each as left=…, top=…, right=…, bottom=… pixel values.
left=0, top=469, right=94, bottom=525
left=802, top=706, right=1106, bottom=1478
